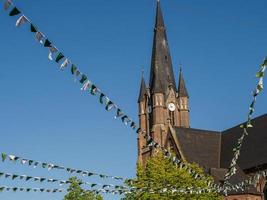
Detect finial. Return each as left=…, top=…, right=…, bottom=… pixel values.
left=141, top=68, right=144, bottom=78
left=179, top=62, right=182, bottom=72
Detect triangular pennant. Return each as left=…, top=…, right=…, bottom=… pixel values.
left=79, top=74, right=87, bottom=84
left=26, top=176, right=32, bottom=181
left=15, top=15, right=29, bottom=27
left=42, top=163, right=48, bottom=168
left=0, top=172, right=4, bottom=177
left=30, top=24, right=37, bottom=33
left=12, top=187, right=18, bottom=192
left=4, top=0, right=12, bottom=11
left=60, top=58, right=70, bottom=70
left=55, top=52, right=64, bottom=63
left=21, top=159, right=28, bottom=164
left=105, top=101, right=114, bottom=111
left=99, top=93, right=105, bottom=104
left=1, top=153, right=7, bottom=162
left=40, top=178, right=46, bottom=182
left=35, top=32, right=45, bottom=44
left=48, top=46, right=58, bottom=60
left=9, top=7, right=20, bottom=16
left=5, top=173, right=11, bottom=178
left=81, top=81, right=91, bottom=91
left=12, top=174, right=18, bottom=180
left=71, top=64, right=77, bottom=75
left=115, top=108, right=123, bottom=119
left=0, top=187, right=5, bottom=192
left=28, top=160, right=34, bottom=165
left=90, top=85, right=97, bottom=95
left=44, top=39, right=51, bottom=47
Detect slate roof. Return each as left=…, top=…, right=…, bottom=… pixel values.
left=149, top=0, right=177, bottom=94
left=174, top=114, right=267, bottom=172
left=174, top=127, right=221, bottom=169
left=220, top=114, right=267, bottom=170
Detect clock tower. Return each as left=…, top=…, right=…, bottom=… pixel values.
left=137, top=0, right=190, bottom=165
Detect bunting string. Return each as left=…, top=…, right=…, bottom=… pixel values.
left=0, top=186, right=63, bottom=193
left=223, top=57, right=267, bottom=192
left=2, top=0, right=139, bottom=133
left=0, top=171, right=128, bottom=190
left=2, top=0, right=267, bottom=196
left=1, top=152, right=125, bottom=181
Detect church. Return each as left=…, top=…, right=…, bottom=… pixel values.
left=137, top=1, right=267, bottom=200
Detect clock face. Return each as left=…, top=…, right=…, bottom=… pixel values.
left=168, top=103, right=176, bottom=111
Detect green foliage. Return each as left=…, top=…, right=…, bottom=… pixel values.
left=64, top=177, right=103, bottom=200
left=122, top=152, right=222, bottom=200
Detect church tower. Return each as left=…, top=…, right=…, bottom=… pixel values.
left=137, top=0, right=190, bottom=165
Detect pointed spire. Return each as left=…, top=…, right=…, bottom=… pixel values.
left=178, top=68, right=189, bottom=98
left=138, top=71, right=147, bottom=102
left=149, top=0, right=177, bottom=94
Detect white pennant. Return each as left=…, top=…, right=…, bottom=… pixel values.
left=16, top=15, right=29, bottom=27
left=48, top=46, right=58, bottom=61
left=81, top=80, right=91, bottom=90
left=35, top=32, right=45, bottom=44
left=4, top=0, right=12, bottom=10
left=60, top=59, right=70, bottom=70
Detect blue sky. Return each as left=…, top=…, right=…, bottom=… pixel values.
left=0, top=0, right=267, bottom=199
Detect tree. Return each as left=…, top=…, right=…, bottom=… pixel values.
left=122, top=152, right=222, bottom=200
left=64, top=177, right=103, bottom=200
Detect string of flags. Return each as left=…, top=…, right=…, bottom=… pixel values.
left=0, top=171, right=128, bottom=190
left=1, top=152, right=124, bottom=181
left=2, top=0, right=216, bottom=191
left=2, top=0, right=267, bottom=196
left=0, top=186, right=63, bottom=193
left=3, top=0, right=139, bottom=133
left=223, top=57, right=267, bottom=191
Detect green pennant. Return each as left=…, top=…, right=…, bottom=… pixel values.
left=256, top=71, right=264, bottom=78
left=100, top=93, right=105, bottom=104
left=13, top=187, right=18, bottom=192
left=44, top=39, right=52, bottom=47
left=99, top=174, right=106, bottom=178
left=9, top=7, right=21, bottom=16
left=91, top=184, right=97, bottom=188
left=30, top=24, right=37, bottom=33
left=88, top=172, right=94, bottom=176
left=1, top=153, right=7, bottom=162
left=29, top=160, right=34, bottom=165
left=90, top=85, right=97, bottom=95
left=79, top=74, right=87, bottom=84
left=55, top=53, right=64, bottom=63
left=12, top=174, right=18, bottom=180
left=26, top=176, right=32, bottom=181
left=0, top=172, right=3, bottom=177
left=71, top=64, right=77, bottom=75
left=26, top=188, right=31, bottom=192
left=42, top=163, right=48, bottom=168
left=0, top=187, right=5, bottom=192
left=40, top=178, right=46, bottom=182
